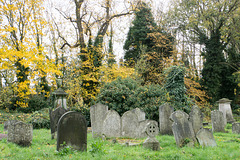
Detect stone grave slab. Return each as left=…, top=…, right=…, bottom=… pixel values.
left=50, top=106, right=68, bottom=139
left=159, top=103, right=174, bottom=135
left=170, top=110, right=196, bottom=147
left=211, top=110, right=225, bottom=132
left=232, top=123, right=240, bottom=134
left=189, top=105, right=203, bottom=135
left=196, top=128, right=217, bottom=147
left=90, top=103, right=108, bottom=138
left=121, top=110, right=139, bottom=138
left=102, top=110, right=121, bottom=137
left=7, top=121, right=33, bottom=146
left=57, top=111, right=87, bottom=151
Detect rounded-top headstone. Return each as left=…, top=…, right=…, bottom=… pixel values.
left=146, top=121, right=159, bottom=138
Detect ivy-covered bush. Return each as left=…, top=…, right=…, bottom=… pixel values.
left=96, top=77, right=168, bottom=121
left=26, top=108, right=50, bottom=129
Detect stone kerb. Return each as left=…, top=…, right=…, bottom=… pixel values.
left=57, top=111, right=87, bottom=151
left=217, top=98, right=235, bottom=124
left=196, top=128, right=217, bottom=147
left=189, top=105, right=203, bottom=135
left=102, top=110, right=121, bottom=137
left=7, top=121, right=33, bottom=146
left=211, top=110, right=225, bottom=132
left=170, top=110, right=196, bottom=147
left=159, top=103, right=174, bottom=135
left=121, top=110, right=139, bottom=138
left=90, top=103, right=108, bottom=138
left=50, top=107, right=68, bottom=139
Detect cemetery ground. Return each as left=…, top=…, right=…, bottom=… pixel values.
left=0, top=112, right=240, bottom=160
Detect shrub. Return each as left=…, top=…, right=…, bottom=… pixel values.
left=26, top=108, right=50, bottom=129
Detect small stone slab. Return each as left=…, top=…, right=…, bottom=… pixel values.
left=232, top=123, right=240, bottom=134
left=170, top=110, right=196, bottom=147
left=196, top=128, right=217, bottom=147
left=57, top=111, right=87, bottom=151
left=90, top=103, right=108, bottom=138
left=189, top=105, right=203, bottom=135
left=211, top=110, right=225, bottom=132
left=7, top=121, right=33, bottom=146
left=159, top=103, right=174, bottom=135
left=102, top=110, right=121, bottom=137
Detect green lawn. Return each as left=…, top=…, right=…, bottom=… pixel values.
left=0, top=122, right=240, bottom=160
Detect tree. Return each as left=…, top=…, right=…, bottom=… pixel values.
left=169, top=0, right=240, bottom=103
left=0, top=0, right=60, bottom=107
left=123, top=2, right=157, bottom=66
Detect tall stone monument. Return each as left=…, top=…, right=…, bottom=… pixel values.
left=159, top=103, right=174, bottom=135
left=217, top=98, right=235, bottom=124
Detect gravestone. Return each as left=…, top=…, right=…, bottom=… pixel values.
left=57, top=111, right=87, bottom=151
left=217, top=98, right=235, bottom=124
left=50, top=106, right=68, bottom=139
left=130, top=108, right=145, bottom=122
left=143, top=121, right=160, bottom=151
left=196, top=128, right=217, bottom=147
left=90, top=103, right=108, bottom=138
left=232, top=123, right=240, bottom=134
left=211, top=110, right=225, bottom=132
left=170, top=110, right=196, bottom=147
left=102, top=110, right=121, bottom=137
left=159, top=103, right=174, bottom=135
left=121, top=110, right=139, bottom=138
left=4, top=120, right=18, bottom=131
left=7, top=121, right=33, bottom=146
left=138, top=120, right=158, bottom=138
left=189, top=105, right=203, bottom=135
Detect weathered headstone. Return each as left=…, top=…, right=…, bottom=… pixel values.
left=130, top=108, right=146, bottom=122
left=4, top=120, right=18, bottom=131
left=7, top=121, right=33, bottom=146
left=57, top=111, right=87, bottom=151
left=217, top=98, right=235, bottom=124
left=159, top=103, right=174, bottom=135
left=196, top=128, right=217, bottom=147
left=138, top=120, right=158, bottom=138
left=189, top=105, right=203, bottom=135
left=232, top=122, right=240, bottom=134
left=170, top=110, right=196, bottom=147
left=50, top=106, right=68, bottom=139
left=143, top=121, right=160, bottom=151
left=102, top=110, right=121, bottom=137
left=211, top=110, right=225, bottom=132
left=121, top=110, right=139, bottom=138
left=90, top=103, right=108, bottom=138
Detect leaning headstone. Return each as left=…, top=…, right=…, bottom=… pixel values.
left=57, top=111, right=87, bottom=151
left=232, top=123, right=240, bottom=134
left=217, top=98, right=235, bottom=124
left=121, top=110, right=139, bottom=138
left=4, top=120, right=18, bottom=131
left=7, top=121, right=33, bottom=146
left=138, top=120, right=158, bottom=138
left=211, top=110, right=225, bottom=132
left=102, top=110, right=121, bottom=137
left=159, top=103, right=174, bottom=135
left=130, top=108, right=146, bottom=122
left=143, top=121, right=160, bottom=151
left=170, top=110, right=196, bottom=147
left=189, top=105, right=203, bottom=135
left=196, top=128, right=217, bottom=147
left=90, top=103, right=108, bottom=138
left=50, top=106, right=68, bottom=139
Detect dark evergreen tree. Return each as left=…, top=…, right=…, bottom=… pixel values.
left=123, top=2, right=157, bottom=66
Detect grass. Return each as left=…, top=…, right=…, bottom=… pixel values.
left=0, top=111, right=240, bottom=160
